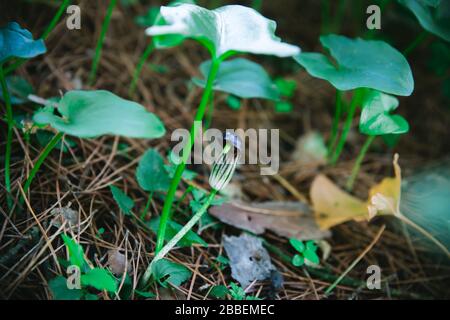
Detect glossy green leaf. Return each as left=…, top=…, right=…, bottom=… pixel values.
left=294, top=34, right=414, bottom=96
left=359, top=90, right=409, bottom=135
left=61, top=234, right=88, bottom=271
left=0, top=22, right=46, bottom=63
left=152, top=258, right=192, bottom=287
left=0, top=76, right=33, bottom=104
left=289, top=238, right=305, bottom=253
left=226, top=95, right=242, bottom=110
left=292, top=254, right=304, bottom=267
left=147, top=217, right=207, bottom=247
left=48, top=276, right=83, bottom=300
left=399, top=0, right=450, bottom=42
left=303, top=249, right=320, bottom=265
left=146, top=4, right=300, bottom=59
left=210, top=285, right=228, bottom=299
left=136, top=148, right=171, bottom=192
left=81, top=268, right=117, bottom=293
left=275, top=78, right=297, bottom=98
left=150, top=0, right=197, bottom=49
left=33, top=90, right=166, bottom=139
left=274, top=101, right=293, bottom=113
left=192, top=58, right=280, bottom=100
left=109, top=185, right=134, bottom=215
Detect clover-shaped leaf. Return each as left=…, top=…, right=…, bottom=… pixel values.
left=0, top=22, right=46, bottom=63
left=192, top=58, right=280, bottom=100
left=33, top=90, right=166, bottom=139
left=359, top=90, right=409, bottom=135
left=136, top=148, right=171, bottom=192
left=294, top=34, right=414, bottom=96
left=146, top=4, right=300, bottom=59
left=399, top=0, right=450, bottom=42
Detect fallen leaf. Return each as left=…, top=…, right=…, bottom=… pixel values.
left=367, top=153, right=401, bottom=218
left=291, top=131, right=327, bottom=166
left=107, top=249, right=131, bottom=276
left=310, top=175, right=368, bottom=230
left=209, top=201, right=330, bottom=240
left=223, top=233, right=282, bottom=288
left=51, top=202, right=79, bottom=227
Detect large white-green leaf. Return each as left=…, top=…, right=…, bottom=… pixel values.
left=33, top=90, right=166, bottom=139
left=146, top=4, right=300, bottom=59
left=399, top=0, right=450, bottom=42
left=0, top=22, right=46, bottom=63
left=294, top=34, right=414, bottom=96
left=192, top=58, right=280, bottom=100
left=359, top=90, right=409, bottom=135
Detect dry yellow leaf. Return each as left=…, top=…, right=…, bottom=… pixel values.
left=310, top=174, right=368, bottom=230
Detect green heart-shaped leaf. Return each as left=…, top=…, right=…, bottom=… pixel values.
left=303, top=249, right=320, bottom=265
left=0, top=76, right=34, bottom=104
left=110, top=185, right=134, bottom=216
left=33, top=90, right=166, bottom=139
left=146, top=4, right=300, bottom=59
left=81, top=268, right=117, bottom=293
left=289, top=238, right=305, bottom=253
left=359, top=90, right=409, bottom=135
left=399, top=0, right=450, bottom=42
left=294, top=34, right=414, bottom=96
left=152, top=258, right=192, bottom=287
left=136, top=148, right=171, bottom=192
left=192, top=58, right=280, bottom=100
left=0, top=22, right=46, bottom=63
left=49, top=276, right=83, bottom=300
left=292, top=254, right=305, bottom=267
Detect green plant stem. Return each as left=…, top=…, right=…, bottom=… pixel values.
left=321, top=0, right=331, bottom=34
left=140, top=191, right=153, bottom=220
left=129, top=41, right=155, bottom=97
left=88, top=0, right=117, bottom=86
left=327, top=90, right=342, bottom=157
left=142, top=190, right=217, bottom=285
left=41, top=0, right=71, bottom=40
left=22, top=132, right=63, bottom=199
left=155, top=59, right=221, bottom=253
left=204, top=92, right=215, bottom=130
left=330, top=89, right=363, bottom=165
left=332, top=0, right=348, bottom=33
left=0, top=65, right=14, bottom=208
left=403, top=30, right=428, bottom=57
left=345, top=135, right=375, bottom=191
left=4, top=0, right=71, bottom=75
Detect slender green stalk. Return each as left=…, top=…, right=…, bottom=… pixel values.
left=403, top=30, right=429, bottom=57
left=327, top=90, right=342, bottom=157
left=88, top=0, right=117, bottom=86
left=0, top=65, right=14, bottom=208
left=321, top=0, right=331, bottom=34
left=129, top=41, right=155, bottom=97
left=41, top=0, right=71, bottom=40
left=332, top=0, right=348, bottom=33
left=345, top=135, right=375, bottom=191
left=142, top=190, right=217, bottom=285
left=22, top=132, right=64, bottom=198
left=5, top=0, right=71, bottom=75
left=140, top=191, right=153, bottom=220
left=155, top=59, right=221, bottom=253
left=330, top=89, right=363, bottom=165
left=204, top=91, right=215, bottom=130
